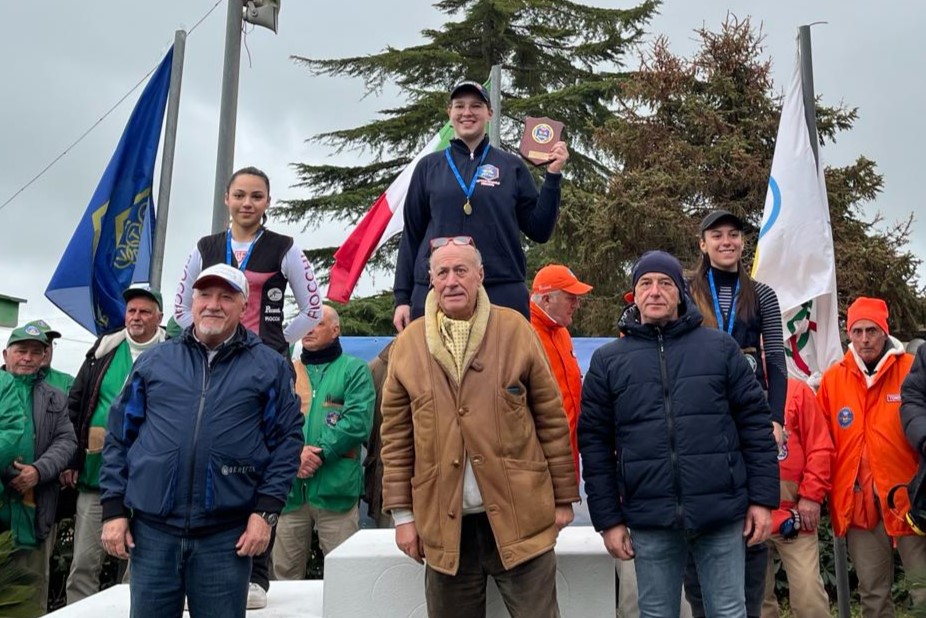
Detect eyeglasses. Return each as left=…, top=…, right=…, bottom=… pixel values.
left=429, top=236, right=474, bottom=250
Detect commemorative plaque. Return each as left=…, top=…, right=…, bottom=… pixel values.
left=519, top=117, right=565, bottom=166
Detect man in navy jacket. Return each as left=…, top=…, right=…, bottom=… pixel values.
left=100, top=264, right=303, bottom=618
left=579, top=251, right=778, bottom=618
left=392, top=80, right=569, bottom=330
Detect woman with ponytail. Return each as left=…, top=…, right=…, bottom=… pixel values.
left=684, top=209, right=786, bottom=618
left=174, top=166, right=323, bottom=357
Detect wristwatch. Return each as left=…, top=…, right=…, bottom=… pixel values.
left=256, top=511, right=279, bottom=527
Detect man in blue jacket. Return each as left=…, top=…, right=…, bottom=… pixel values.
left=579, top=251, right=778, bottom=618
left=392, top=80, right=569, bottom=330
left=100, top=264, right=304, bottom=618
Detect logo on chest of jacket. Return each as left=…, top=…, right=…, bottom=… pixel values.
left=837, top=407, right=854, bottom=429
left=886, top=393, right=901, bottom=403
left=267, top=287, right=283, bottom=302
left=476, top=164, right=500, bottom=187
left=221, top=464, right=256, bottom=476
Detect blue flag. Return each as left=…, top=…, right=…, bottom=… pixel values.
left=46, top=47, right=173, bottom=335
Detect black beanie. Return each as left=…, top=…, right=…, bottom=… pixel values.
left=631, top=251, right=686, bottom=294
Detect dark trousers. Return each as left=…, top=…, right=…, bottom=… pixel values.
left=411, top=281, right=529, bottom=320
left=684, top=542, right=768, bottom=618
left=425, top=513, right=560, bottom=618
left=249, top=526, right=276, bottom=590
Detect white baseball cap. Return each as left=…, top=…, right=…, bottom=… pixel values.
left=193, top=264, right=249, bottom=300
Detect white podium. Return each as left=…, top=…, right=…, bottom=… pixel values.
left=322, top=527, right=614, bottom=617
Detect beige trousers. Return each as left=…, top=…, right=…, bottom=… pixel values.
left=761, top=533, right=830, bottom=618
left=65, top=490, right=106, bottom=604
left=271, top=502, right=359, bottom=580
left=846, top=522, right=926, bottom=617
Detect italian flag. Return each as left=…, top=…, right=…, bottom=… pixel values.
left=326, top=122, right=456, bottom=303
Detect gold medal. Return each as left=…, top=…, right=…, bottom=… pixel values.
left=463, top=200, right=472, bottom=215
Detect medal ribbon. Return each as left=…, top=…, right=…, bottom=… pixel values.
left=708, top=270, right=739, bottom=335
left=445, top=144, right=491, bottom=206
left=226, top=227, right=264, bottom=271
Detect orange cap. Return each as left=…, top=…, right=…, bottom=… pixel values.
left=847, top=297, right=889, bottom=336
left=532, top=265, right=593, bottom=295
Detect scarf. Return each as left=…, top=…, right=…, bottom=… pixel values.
left=301, top=337, right=343, bottom=365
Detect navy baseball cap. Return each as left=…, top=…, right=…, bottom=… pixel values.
left=450, top=81, right=490, bottom=106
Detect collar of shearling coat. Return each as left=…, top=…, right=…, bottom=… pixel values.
left=424, top=286, right=490, bottom=384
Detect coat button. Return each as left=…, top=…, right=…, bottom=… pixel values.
left=452, top=459, right=460, bottom=467
left=448, top=511, right=455, bottom=519
left=472, top=455, right=483, bottom=465
left=458, top=407, right=467, bottom=416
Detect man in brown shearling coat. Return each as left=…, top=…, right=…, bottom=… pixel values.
left=381, top=237, right=579, bottom=618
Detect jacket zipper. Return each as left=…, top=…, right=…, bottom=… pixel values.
left=657, top=330, right=684, bottom=526
left=185, top=348, right=213, bottom=531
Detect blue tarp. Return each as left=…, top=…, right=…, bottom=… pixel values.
left=341, top=336, right=615, bottom=376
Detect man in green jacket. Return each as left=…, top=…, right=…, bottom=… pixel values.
left=272, top=305, right=374, bottom=579
left=1, top=326, right=77, bottom=614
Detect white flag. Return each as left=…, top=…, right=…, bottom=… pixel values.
left=751, top=51, right=843, bottom=385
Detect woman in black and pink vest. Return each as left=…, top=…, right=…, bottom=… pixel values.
left=174, top=166, right=323, bottom=356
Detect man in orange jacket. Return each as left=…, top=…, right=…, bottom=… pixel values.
left=762, top=378, right=833, bottom=618
left=529, top=264, right=593, bottom=478
left=818, top=297, right=926, bottom=616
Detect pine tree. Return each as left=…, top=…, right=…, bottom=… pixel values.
left=278, top=0, right=659, bottom=285
left=574, top=16, right=925, bottom=337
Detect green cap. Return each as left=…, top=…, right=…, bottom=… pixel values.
left=25, top=319, right=62, bottom=340
left=123, top=286, right=163, bottom=311
left=7, top=325, right=50, bottom=348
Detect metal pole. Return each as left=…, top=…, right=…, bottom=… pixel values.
left=212, top=0, right=243, bottom=233
left=800, top=25, right=845, bottom=616
left=489, top=64, right=501, bottom=147
left=150, top=30, right=186, bottom=291
left=798, top=25, right=820, bottom=166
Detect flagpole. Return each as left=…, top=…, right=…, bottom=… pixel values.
left=798, top=26, right=820, bottom=167
left=800, top=22, right=849, bottom=618
left=151, top=30, right=186, bottom=291
left=212, top=0, right=243, bottom=234
left=489, top=64, right=501, bottom=147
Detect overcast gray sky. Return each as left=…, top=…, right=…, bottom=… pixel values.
left=1, top=1, right=922, bottom=372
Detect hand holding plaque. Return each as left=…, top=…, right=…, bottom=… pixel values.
left=519, top=117, right=565, bottom=167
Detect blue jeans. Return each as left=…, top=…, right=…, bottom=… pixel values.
left=632, top=520, right=746, bottom=618
left=129, top=518, right=251, bottom=618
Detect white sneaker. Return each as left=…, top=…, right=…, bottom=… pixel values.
left=247, top=583, right=268, bottom=610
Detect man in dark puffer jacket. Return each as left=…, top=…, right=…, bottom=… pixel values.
left=579, top=251, right=779, bottom=618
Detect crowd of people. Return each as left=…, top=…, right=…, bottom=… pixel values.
left=1, top=78, right=925, bottom=618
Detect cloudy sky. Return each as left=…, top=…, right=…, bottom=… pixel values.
left=1, top=0, right=922, bottom=373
